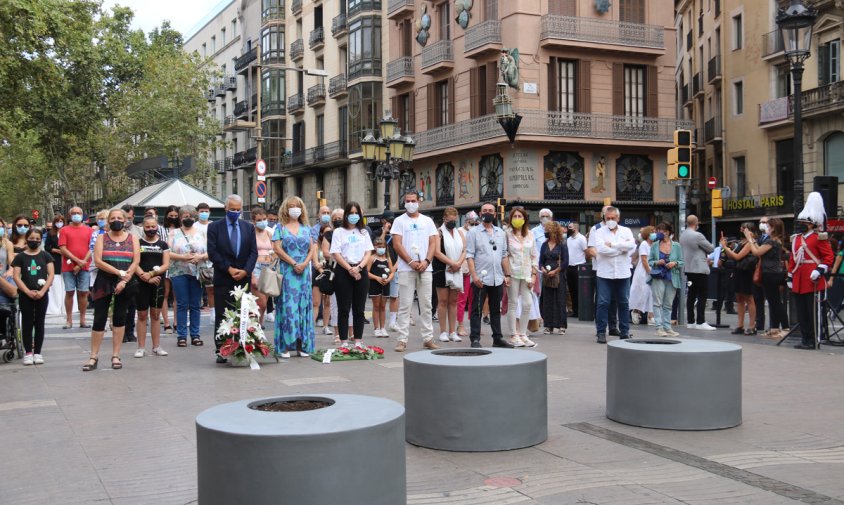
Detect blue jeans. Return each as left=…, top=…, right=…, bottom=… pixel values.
left=650, top=279, right=676, bottom=331
left=596, top=277, right=630, bottom=337
left=171, top=274, right=202, bottom=339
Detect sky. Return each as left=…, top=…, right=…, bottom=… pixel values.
left=102, top=0, right=230, bottom=40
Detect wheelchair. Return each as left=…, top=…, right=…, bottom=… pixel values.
left=0, top=302, right=22, bottom=362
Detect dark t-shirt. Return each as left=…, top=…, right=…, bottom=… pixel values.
left=44, top=232, right=63, bottom=271
left=139, top=238, right=169, bottom=273
left=760, top=236, right=784, bottom=274
left=12, top=250, right=53, bottom=291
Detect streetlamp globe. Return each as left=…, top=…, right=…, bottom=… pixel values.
left=777, top=0, right=818, bottom=65
left=379, top=113, right=399, bottom=140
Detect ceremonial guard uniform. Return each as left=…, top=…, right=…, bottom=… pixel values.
left=788, top=192, right=834, bottom=349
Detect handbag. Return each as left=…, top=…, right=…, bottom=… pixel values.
left=315, top=260, right=336, bottom=295
left=752, top=259, right=763, bottom=286
left=257, top=259, right=283, bottom=297
left=541, top=269, right=560, bottom=288
left=737, top=253, right=758, bottom=272
left=198, top=263, right=214, bottom=284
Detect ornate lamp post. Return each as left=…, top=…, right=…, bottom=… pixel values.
left=777, top=0, right=817, bottom=222
left=362, top=112, right=416, bottom=212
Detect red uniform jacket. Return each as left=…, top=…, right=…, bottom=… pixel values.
left=789, top=232, right=834, bottom=294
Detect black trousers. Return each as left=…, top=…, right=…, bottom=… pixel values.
left=753, top=283, right=766, bottom=329
left=470, top=283, right=503, bottom=344
left=795, top=291, right=818, bottom=346
left=761, top=272, right=787, bottom=330
left=19, top=293, right=47, bottom=354
left=214, top=280, right=249, bottom=350
left=686, top=272, right=709, bottom=324
left=334, top=267, right=369, bottom=341
left=566, top=266, right=579, bottom=317
left=125, top=297, right=137, bottom=338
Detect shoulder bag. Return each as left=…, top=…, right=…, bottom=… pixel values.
left=257, top=258, right=283, bottom=297
left=315, top=259, right=336, bottom=295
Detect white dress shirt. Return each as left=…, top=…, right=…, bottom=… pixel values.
left=566, top=233, right=587, bottom=266
left=594, top=225, right=636, bottom=279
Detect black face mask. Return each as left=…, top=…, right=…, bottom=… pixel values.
left=332, top=219, right=343, bottom=228
left=182, top=218, right=195, bottom=228
left=27, top=240, right=40, bottom=250
left=167, top=217, right=179, bottom=226
left=109, top=221, right=125, bottom=232
left=445, top=220, right=457, bottom=230
left=797, top=222, right=809, bottom=234
left=144, top=229, right=158, bottom=238
left=481, top=213, right=495, bottom=223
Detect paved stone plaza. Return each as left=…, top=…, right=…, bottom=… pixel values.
left=3, top=310, right=844, bottom=504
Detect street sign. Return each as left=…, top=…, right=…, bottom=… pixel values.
left=257, top=175, right=266, bottom=182
left=707, top=177, right=717, bottom=189
left=254, top=180, right=267, bottom=199
left=256, top=159, right=267, bottom=176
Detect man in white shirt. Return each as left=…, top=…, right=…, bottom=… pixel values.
left=566, top=222, right=587, bottom=318
left=586, top=206, right=620, bottom=335
left=593, top=206, right=635, bottom=343
left=391, top=191, right=439, bottom=352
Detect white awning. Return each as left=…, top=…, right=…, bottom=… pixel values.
left=114, top=179, right=226, bottom=209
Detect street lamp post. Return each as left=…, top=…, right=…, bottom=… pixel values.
left=361, top=112, right=416, bottom=212
left=777, top=0, right=818, bottom=225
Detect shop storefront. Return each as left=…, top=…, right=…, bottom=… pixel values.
left=713, top=192, right=793, bottom=238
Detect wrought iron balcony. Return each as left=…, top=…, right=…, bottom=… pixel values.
left=291, top=0, right=302, bottom=15
left=692, top=72, right=702, bottom=97
left=262, top=5, right=284, bottom=25
left=332, top=13, right=347, bottom=37
left=762, top=29, right=784, bottom=59
left=245, top=147, right=258, bottom=164
left=223, top=75, right=237, bottom=91
left=309, top=26, right=325, bottom=50
left=387, top=0, right=414, bottom=19
left=288, top=93, right=305, bottom=113
left=206, top=88, right=216, bottom=101
left=704, top=115, right=722, bottom=143
left=540, top=15, right=664, bottom=52
left=307, top=84, right=326, bottom=106
left=386, top=56, right=414, bottom=86
left=215, top=160, right=225, bottom=174
left=414, top=111, right=693, bottom=155
left=348, top=0, right=381, bottom=17
left=282, top=140, right=349, bottom=173
left=223, top=115, right=257, bottom=131
left=233, top=151, right=246, bottom=167
left=262, top=99, right=286, bottom=117
left=464, top=20, right=502, bottom=57
left=234, top=48, right=258, bottom=73
left=708, top=55, right=721, bottom=83
left=215, top=80, right=227, bottom=97
left=328, top=74, right=347, bottom=98
left=421, top=40, right=453, bottom=74
left=290, top=39, right=304, bottom=61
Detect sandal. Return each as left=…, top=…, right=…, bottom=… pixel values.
left=177, top=339, right=188, bottom=347
left=730, top=327, right=745, bottom=335
left=79, top=323, right=91, bottom=329
left=191, top=338, right=204, bottom=346
left=744, top=328, right=758, bottom=336
left=63, top=323, right=73, bottom=330
left=82, top=357, right=98, bottom=372
left=111, top=356, right=122, bottom=369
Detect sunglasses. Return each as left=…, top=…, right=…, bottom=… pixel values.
left=489, top=239, right=497, bottom=251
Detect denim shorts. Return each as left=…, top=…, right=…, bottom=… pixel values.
left=62, top=270, right=90, bottom=292
left=388, top=274, right=399, bottom=298
left=252, top=261, right=272, bottom=282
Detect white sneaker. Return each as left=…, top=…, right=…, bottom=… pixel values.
left=264, top=312, right=275, bottom=322
left=318, top=319, right=324, bottom=327
left=696, top=322, right=717, bottom=331
left=340, top=342, right=352, bottom=349
left=686, top=323, right=697, bottom=330
left=23, top=354, right=34, bottom=366
left=438, top=332, right=451, bottom=342
left=521, top=336, right=537, bottom=347
left=656, top=328, right=668, bottom=337
left=280, top=351, right=291, bottom=358
left=134, top=349, right=145, bottom=358
left=507, top=336, right=525, bottom=347
left=324, top=327, right=334, bottom=335
left=389, top=322, right=399, bottom=332
left=449, top=332, right=462, bottom=342
left=33, top=354, right=44, bottom=364
left=647, top=318, right=656, bottom=326
left=665, top=328, right=681, bottom=337
left=631, top=312, right=641, bottom=324
left=152, top=347, right=169, bottom=356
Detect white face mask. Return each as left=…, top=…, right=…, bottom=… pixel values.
left=288, top=207, right=302, bottom=219
left=405, top=202, right=419, bottom=214
left=540, top=216, right=551, bottom=225
left=759, top=223, right=768, bottom=233
left=605, top=220, right=618, bottom=230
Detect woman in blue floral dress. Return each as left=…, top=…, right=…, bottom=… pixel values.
left=272, top=197, right=316, bottom=358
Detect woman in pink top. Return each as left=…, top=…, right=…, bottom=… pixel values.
left=251, top=207, right=275, bottom=325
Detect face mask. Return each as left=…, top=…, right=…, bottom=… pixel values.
left=540, top=216, right=551, bottom=225
left=332, top=219, right=343, bottom=228
left=0, top=228, right=4, bottom=238
left=71, top=214, right=83, bottom=224
left=199, top=211, right=210, bottom=221
left=797, top=222, right=809, bottom=234
left=605, top=220, right=618, bottom=230
left=759, top=223, right=768, bottom=233
left=405, top=202, right=419, bottom=214
left=347, top=214, right=360, bottom=225
left=167, top=216, right=179, bottom=226
left=445, top=220, right=457, bottom=230
left=649, top=233, right=657, bottom=241
left=55, top=222, right=64, bottom=229
left=16, top=226, right=29, bottom=235
left=144, top=229, right=157, bottom=238
left=226, top=210, right=241, bottom=222
left=482, top=213, right=495, bottom=223
left=289, top=207, right=302, bottom=219
left=511, top=218, right=525, bottom=229
left=320, top=214, right=331, bottom=224
left=256, top=220, right=268, bottom=230
left=656, top=232, right=665, bottom=241
left=376, top=248, right=386, bottom=255
left=109, top=221, right=125, bottom=232
left=97, top=219, right=106, bottom=229
left=182, top=218, right=195, bottom=228
left=27, top=240, right=40, bottom=250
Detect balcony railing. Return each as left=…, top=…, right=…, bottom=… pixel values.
left=234, top=100, right=248, bottom=117
left=307, top=84, right=326, bottom=105
left=206, top=89, right=216, bottom=101
left=802, top=80, right=844, bottom=117
left=762, top=29, right=784, bottom=58
left=233, top=151, right=246, bottom=167
left=387, top=56, right=414, bottom=83
left=291, top=0, right=302, bottom=14
left=290, top=39, right=304, bottom=60
left=328, top=73, right=347, bottom=97
left=215, top=160, right=225, bottom=174
left=704, top=115, right=722, bottom=143
left=708, top=55, right=722, bottom=83
left=693, top=72, right=702, bottom=96
left=288, top=93, right=305, bottom=113
left=387, top=0, right=414, bottom=17
left=234, top=48, right=258, bottom=72
left=309, top=26, right=325, bottom=49
left=415, top=111, right=693, bottom=154
left=421, top=40, right=453, bottom=70
left=540, top=15, right=664, bottom=50
left=283, top=140, right=349, bottom=171
left=215, top=80, right=227, bottom=96
left=245, top=147, right=258, bottom=164
left=464, top=20, right=502, bottom=53
left=223, top=75, right=237, bottom=91
left=332, top=13, right=347, bottom=37
left=223, top=157, right=233, bottom=171
left=262, top=5, right=284, bottom=24
left=348, top=0, right=381, bottom=17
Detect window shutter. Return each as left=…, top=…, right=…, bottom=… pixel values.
left=470, top=67, right=479, bottom=118
left=408, top=92, right=416, bottom=133
left=548, top=57, right=558, bottom=111
left=448, top=77, right=456, bottom=124
left=612, top=63, right=624, bottom=115
left=426, top=83, right=436, bottom=129
left=485, top=61, right=498, bottom=115
left=647, top=65, right=659, bottom=117
left=818, top=44, right=829, bottom=86
left=577, top=60, right=591, bottom=113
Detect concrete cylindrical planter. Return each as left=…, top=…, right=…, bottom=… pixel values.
left=196, top=394, right=405, bottom=505
left=606, top=338, right=742, bottom=430
left=404, top=348, right=547, bottom=451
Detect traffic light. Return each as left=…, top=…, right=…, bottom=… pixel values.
left=497, top=198, right=506, bottom=222
left=316, top=190, right=327, bottom=208
left=668, top=129, right=693, bottom=180
left=711, top=189, right=723, bottom=218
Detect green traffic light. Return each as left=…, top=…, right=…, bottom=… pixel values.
left=678, top=164, right=690, bottom=178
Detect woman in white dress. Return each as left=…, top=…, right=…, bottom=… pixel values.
left=629, top=226, right=655, bottom=326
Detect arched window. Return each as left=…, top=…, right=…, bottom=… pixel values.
left=824, top=131, right=844, bottom=181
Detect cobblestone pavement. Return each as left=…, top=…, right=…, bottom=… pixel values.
left=2, top=307, right=843, bottom=504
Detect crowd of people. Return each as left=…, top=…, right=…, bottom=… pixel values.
left=0, top=191, right=836, bottom=370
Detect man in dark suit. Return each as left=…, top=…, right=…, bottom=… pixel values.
left=207, top=195, right=258, bottom=363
